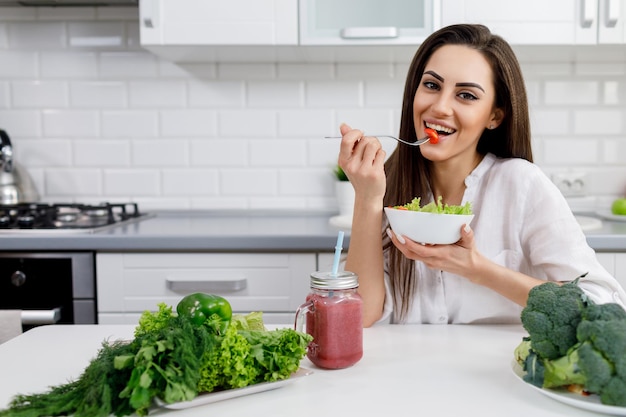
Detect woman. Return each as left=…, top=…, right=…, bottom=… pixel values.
left=337, top=24, right=626, bottom=327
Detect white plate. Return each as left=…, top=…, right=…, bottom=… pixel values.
left=329, top=215, right=352, bottom=231
left=595, top=210, right=626, bottom=222
left=155, top=367, right=313, bottom=410
left=511, top=361, right=626, bottom=415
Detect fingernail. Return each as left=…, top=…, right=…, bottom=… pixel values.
left=386, top=228, right=393, bottom=239
left=397, top=234, right=406, bottom=244
left=464, top=224, right=471, bottom=233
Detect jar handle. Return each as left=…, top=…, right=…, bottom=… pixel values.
left=293, top=299, right=313, bottom=332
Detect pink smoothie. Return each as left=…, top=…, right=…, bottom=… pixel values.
left=305, top=292, right=363, bottom=369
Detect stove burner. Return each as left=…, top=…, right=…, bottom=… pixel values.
left=0, top=202, right=146, bottom=230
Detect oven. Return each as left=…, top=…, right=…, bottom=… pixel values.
left=0, top=252, right=95, bottom=329
left=0, top=201, right=151, bottom=329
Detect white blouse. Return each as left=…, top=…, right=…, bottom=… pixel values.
left=380, top=153, right=626, bottom=324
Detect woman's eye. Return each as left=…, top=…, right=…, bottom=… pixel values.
left=458, top=92, right=478, bottom=101
left=423, top=81, right=439, bottom=90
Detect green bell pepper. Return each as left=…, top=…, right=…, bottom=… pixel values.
left=176, top=293, right=232, bottom=335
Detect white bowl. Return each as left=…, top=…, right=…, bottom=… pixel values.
left=384, top=207, right=475, bottom=245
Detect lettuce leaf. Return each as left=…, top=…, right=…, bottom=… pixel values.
left=395, top=196, right=472, bottom=215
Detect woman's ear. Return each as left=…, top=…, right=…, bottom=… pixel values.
left=489, top=108, right=505, bottom=129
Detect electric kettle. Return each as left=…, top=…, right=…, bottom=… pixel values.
left=0, top=129, right=39, bottom=204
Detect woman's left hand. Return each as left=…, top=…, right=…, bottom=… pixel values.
left=387, top=224, right=482, bottom=280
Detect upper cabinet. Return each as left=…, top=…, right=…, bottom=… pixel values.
left=442, top=0, right=626, bottom=45
left=299, top=0, right=437, bottom=45
left=139, top=0, right=298, bottom=46
left=138, top=0, right=626, bottom=63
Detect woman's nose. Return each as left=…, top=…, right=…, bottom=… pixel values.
left=430, top=93, right=454, bottom=116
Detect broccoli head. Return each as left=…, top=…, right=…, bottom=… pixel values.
left=521, top=280, right=589, bottom=360
left=539, top=302, right=626, bottom=406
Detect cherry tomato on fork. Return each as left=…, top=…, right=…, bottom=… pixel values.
left=424, top=128, right=439, bottom=144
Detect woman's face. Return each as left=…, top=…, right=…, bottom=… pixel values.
left=413, top=44, right=502, bottom=163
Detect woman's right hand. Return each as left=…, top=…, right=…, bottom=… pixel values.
left=337, top=123, right=387, bottom=203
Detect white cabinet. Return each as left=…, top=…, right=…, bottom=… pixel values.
left=598, top=0, right=626, bottom=43
left=442, top=0, right=626, bottom=45
left=596, top=252, right=626, bottom=288
left=96, top=252, right=315, bottom=325
left=441, top=0, right=597, bottom=44
left=299, top=0, right=438, bottom=45
left=139, top=0, right=298, bottom=46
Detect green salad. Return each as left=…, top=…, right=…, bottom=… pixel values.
left=393, top=196, right=472, bottom=215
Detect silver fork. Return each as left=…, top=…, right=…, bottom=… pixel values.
left=325, top=134, right=431, bottom=147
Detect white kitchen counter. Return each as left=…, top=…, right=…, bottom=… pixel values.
left=0, top=324, right=612, bottom=417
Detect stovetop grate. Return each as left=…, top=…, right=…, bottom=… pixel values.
left=0, top=202, right=145, bottom=230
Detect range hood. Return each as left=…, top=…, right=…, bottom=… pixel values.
left=0, top=0, right=137, bottom=6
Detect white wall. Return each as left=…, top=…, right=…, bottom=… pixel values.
left=0, top=7, right=625, bottom=212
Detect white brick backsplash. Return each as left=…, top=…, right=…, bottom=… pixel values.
left=104, top=170, right=160, bottom=195
left=101, top=111, right=158, bottom=137
left=70, top=81, right=127, bottom=108
left=8, top=22, right=66, bottom=49
left=544, top=81, right=599, bottom=105
left=41, top=52, right=98, bottom=78
left=1, top=16, right=626, bottom=209
left=530, top=109, right=570, bottom=135
left=221, top=169, right=277, bottom=196
left=306, top=81, right=361, bottom=108
left=250, top=139, right=306, bottom=167
left=0, top=24, right=8, bottom=48
left=277, top=63, right=334, bottom=80
left=0, top=110, right=40, bottom=136
left=68, top=21, right=126, bottom=48
left=279, top=168, right=332, bottom=196
left=218, top=110, right=275, bottom=137
left=161, top=109, right=217, bottom=137
left=0, top=51, right=37, bottom=78
left=45, top=169, right=101, bottom=196
left=364, top=81, right=403, bottom=108
left=544, top=139, right=599, bottom=165
left=573, top=109, right=622, bottom=135
left=190, top=139, right=248, bottom=167
left=217, top=63, right=276, bottom=80
left=11, top=81, right=68, bottom=108
left=99, top=52, right=158, bottom=78
left=336, top=63, right=395, bottom=79
left=129, top=81, right=186, bottom=108
left=15, top=139, right=72, bottom=166
left=43, top=110, right=98, bottom=137
left=0, top=83, right=8, bottom=108
left=248, top=81, right=302, bottom=108
left=278, top=109, right=333, bottom=137
left=188, top=80, right=244, bottom=108
left=162, top=169, right=218, bottom=196
left=604, top=139, right=626, bottom=165
left=74, top=140, right=130, bottom=166
left=132, top=139, right=188, bottom=166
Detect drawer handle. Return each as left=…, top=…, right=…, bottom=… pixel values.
left=21, top=308, right=61, bottom=325
left=166, top=277, right=248, bottom=293
left=340, top=27, right=399, bottom=39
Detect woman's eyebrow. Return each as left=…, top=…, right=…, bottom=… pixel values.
left=423, top=70, right=485, bottom=93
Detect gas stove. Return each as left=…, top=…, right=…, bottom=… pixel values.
left=0, top=202, right=151, bottom=234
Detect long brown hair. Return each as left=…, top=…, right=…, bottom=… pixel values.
left=383, top=24, right=532, bottom=322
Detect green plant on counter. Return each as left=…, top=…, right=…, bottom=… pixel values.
left=334, top=165, right=349, bottom=181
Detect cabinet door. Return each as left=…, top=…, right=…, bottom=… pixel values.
left=598, top=0, right=626, bottom=43
left=96, top=253, right=314, bottom=321
left=140, top=0, right=298, bottom=46
left=299, top=0, right=438, bottom=45
left=442, top=0, right=598, bottom=45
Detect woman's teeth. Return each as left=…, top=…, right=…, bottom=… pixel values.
left=426, top=123, right=455, bottom=136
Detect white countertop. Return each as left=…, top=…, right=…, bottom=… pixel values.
left=0, top=324, right=612, bottom=417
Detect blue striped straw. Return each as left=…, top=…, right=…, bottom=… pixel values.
left=331, top=231, right=345, bottom=276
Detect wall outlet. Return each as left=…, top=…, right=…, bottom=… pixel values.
left=552, top=172, right=588, bottom=197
